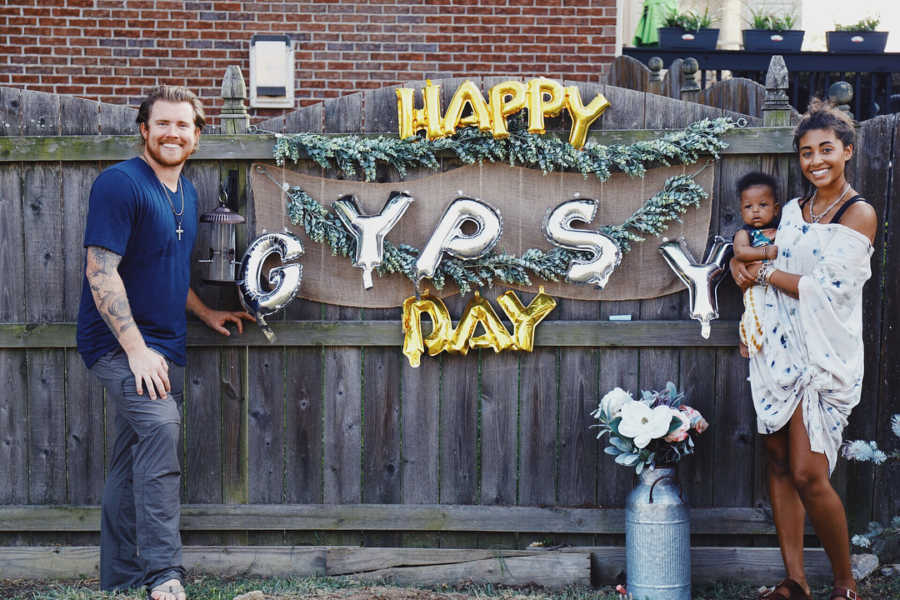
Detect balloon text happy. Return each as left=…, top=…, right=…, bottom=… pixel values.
left=396, top=78, right=611, bottom=149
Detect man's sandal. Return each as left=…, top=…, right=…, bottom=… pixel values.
left=148, top=578, right=186, bottom=600
left=759, top=578, right=812, bottom=600
left=830, top=587, right=859, bottom=600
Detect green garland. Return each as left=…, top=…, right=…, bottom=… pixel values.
left=276, top=117, right=734, bottom=293
left=275, top=117, right=734, bottom=182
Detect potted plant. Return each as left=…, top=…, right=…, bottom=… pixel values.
left=658, top=7, right=719, bottom=50
left=742, top=10, right=804, bottom=52
left=827, top=17, right=889, bottom=53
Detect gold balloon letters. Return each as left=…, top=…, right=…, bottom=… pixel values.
left=396, top=78, right=610, bottom=149
left=401, top=289, right=557, bottom=367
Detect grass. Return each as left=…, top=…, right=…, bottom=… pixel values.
left=2, top=574, right=898, bottom=600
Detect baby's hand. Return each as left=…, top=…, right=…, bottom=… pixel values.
left=768, top=245, right=778, bottom=260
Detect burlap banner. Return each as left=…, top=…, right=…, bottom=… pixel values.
left=250, top=162, right=714, bottom=308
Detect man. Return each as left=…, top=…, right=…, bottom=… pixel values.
left=76, top=86, right=253, bottom=600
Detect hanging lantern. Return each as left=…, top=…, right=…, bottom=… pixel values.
left=199, top=186, right=246, bottom=285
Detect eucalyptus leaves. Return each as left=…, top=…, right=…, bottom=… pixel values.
left=274, top=116, right=734, bottom=183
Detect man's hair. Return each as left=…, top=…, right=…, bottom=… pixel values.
left=136, top=85, right=206, bottom=132
left=736, top=171, right=779, bottom=204
left=792, top=97, right=856, bottom=152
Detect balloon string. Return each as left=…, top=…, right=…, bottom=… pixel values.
left=689, top=159, right=713, bottom=179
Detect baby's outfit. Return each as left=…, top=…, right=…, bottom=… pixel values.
left=739, top=226, right=774, bottom=356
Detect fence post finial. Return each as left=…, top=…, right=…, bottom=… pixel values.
left=648, top=56, right=664, bottom=96
left=763, top=55, right=791, bottom=127
left=221, top=65, right=250, bottom=135
left=679, top=57, right=700, bottom=102
left=828, top=81, right=854, bottom=120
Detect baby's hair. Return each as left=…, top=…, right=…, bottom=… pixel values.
left=792, top=97, right=856, bottom=152
left=736, top=171, right=779, bottom=204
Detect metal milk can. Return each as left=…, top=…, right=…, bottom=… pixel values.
left=625, top=466, right=691, bottom=600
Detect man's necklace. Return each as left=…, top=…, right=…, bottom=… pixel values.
left=808, top=182, right=851, bottom=224
left=140, top=156, right=185, bottom=240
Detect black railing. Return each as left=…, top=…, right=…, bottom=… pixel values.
left=622, top=47, right=900, bottom=120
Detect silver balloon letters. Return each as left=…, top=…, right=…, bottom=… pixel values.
left=414, top=197, right=502, bottom=282
left=543, top=198, right=622, bottom=288
left=658, top=236, right=733, bottom=339
left=333, top=191, right=414, bottom=289
left=237, top=232, right=304, bottom=342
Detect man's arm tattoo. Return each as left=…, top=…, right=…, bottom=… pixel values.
left=86, top=246, right=136, bottom=339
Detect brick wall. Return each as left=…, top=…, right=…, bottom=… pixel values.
left=1, top=0, right=617, bottom=125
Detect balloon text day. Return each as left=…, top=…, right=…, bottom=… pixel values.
left=396, top=78, right=611, bottom=149
left=402, top=289, right=557, bottom=368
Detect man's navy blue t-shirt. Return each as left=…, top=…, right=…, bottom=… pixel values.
left=77, top=157, right=198, bottom=368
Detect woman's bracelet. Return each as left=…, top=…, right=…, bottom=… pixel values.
left=756, top=263, right=775, bottom=286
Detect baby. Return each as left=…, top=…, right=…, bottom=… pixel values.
left=733, top=172, right=780, bottom=358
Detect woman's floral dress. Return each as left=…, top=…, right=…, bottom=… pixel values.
left=748, top=198, right=873, bottom=472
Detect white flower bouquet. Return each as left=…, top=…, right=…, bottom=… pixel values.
left=591, top=382, right=709, bottom=474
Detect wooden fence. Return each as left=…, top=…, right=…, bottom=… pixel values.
left=0, top=64, right=896, bottom=581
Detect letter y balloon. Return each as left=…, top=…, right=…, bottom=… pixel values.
left=658, top=236, right=732, bottom=339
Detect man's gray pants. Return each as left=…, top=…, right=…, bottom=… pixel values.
left=91, top=348, right=186, bottom=591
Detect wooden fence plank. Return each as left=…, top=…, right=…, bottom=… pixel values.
left=284, top=347, right=323, bottom=504
left=439, top=353, right=479, bottom=506
left=594, top=346, right=640, bottom=508
left=64, top=352, right=104, bottom=505
left=479, top=352, right=519, bottom=506
left=0, top=504, right=809, bottom=536
left=677, top=347, right=717, bottom=508
left=0, top=129, right=800, bottom=162
left=714, top=348, right=756, bottom=507
left=247, top=349, right=285, bottom=504
left=220, top=346, right=248, bottom=505
left=439, top=350, right=480, bottom=548
left=98, top=102, right=136, bottom=135
left=349, top=552, right=590, bottom=588
left=557, top=301, right=600, bottom=510
left=185, top=348, right=223, bottom=504
left=0, top=320, right=745, bottom=349
left=0, top=544, right=833, bottom=584
left=0, top=351, right=28, bottom=505
left=844, top=114, right=894, bottom=531
left=323, top=349, right=362, bottom=503
left=518, top=347, right=558, bottom=506
left=27, top=351, right=67, bottom=505
left=873, top=115, right=900, bottom=525
left=59, top=96, right=99, bottom=136
left=183, top=348, right=224, bottom=546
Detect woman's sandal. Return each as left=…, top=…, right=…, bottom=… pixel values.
left=759, top=578, right=812, bottom=600
left=829, top=587, right=859, bottom=600
left=147, top=578, right=186, bottom=600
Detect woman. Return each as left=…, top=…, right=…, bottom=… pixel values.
left=731, top=100, right=877, bottom=600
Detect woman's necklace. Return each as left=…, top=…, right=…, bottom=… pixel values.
left=140, top=156, right=185, bottom=240
left=808, top=182, right=851, bottom=224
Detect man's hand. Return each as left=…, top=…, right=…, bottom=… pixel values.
left=126, top=345, right=171, bottom=399
left=729, top=256, right=760, bottom=291
left=199, top=308, right=256, bottom=336
left=186, top=288, right=255, bottom=336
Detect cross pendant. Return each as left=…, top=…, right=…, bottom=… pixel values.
left=176, top=224, right=184, bottom=240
